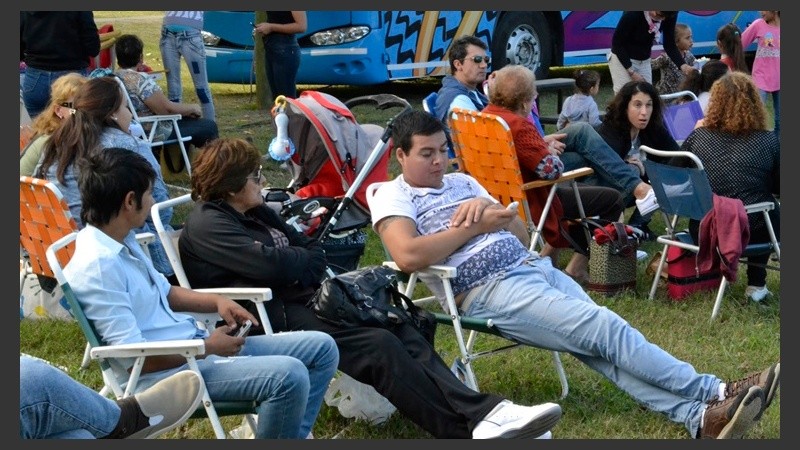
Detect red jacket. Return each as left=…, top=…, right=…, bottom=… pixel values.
left=698, top=194, right=750, bottom=282
left=483, top=104, right=569, bottom=248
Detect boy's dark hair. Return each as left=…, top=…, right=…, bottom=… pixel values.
left=448, top=35, right=488, bottom=72
left=115, top=34, right=144, bottom=68
left=78, top=149, right=156, bottom=227
left=392, top=110, right=446, bottom=155
left=573, top=69, right=601, bottom=95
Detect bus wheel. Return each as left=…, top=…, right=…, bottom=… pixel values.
left=492, top=11, right=552, bottom=79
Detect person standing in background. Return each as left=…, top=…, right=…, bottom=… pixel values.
left=20, top=11, right=100, bottom=118
left=716, top=23, right=748, bottom=73
left=741, top=11, right=780, bottom=136
left=255, top=11, right=307, bottom=100
left=608, top=11, right=692, bottom=94
left=159, top=11, right=216, bottom=121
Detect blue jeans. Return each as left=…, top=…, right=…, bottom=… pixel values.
left=137, top=330, right=339, bottom=438
left=558, top=122, right=643, bottom=204
left=22, top=66, right=89, bottom=119
left=20, top=356, right=117, bottom=439
left=159, top=28, right=216, bottom=120
left=759, top=89, right=780, bottom=137
left=263, top=34, right=301, bottom=99
left=461, top=256, right=722, bottom=437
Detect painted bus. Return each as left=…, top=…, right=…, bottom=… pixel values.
left=202, top=10, right=759, bottom=85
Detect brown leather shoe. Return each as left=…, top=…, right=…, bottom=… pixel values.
left=699, top=385, right=764, bottom=439
left=725, top=363, right=780, bottom=418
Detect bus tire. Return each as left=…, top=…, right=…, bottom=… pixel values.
left=492, top=11, right=552, bottom=79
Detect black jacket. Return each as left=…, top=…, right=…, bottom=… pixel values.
left=611, top=11, right=684, bottom=70
left=596, top=121, right=679, bottom=162
left=179, top=200, right=328, bottom=329
left=20, top=11, right=100, bottom=70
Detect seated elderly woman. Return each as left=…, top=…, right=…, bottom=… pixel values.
left=176, top=137, right=563, bottom=439
left=481, top=64, right=624, bottom=284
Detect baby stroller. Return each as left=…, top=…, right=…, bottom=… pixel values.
left=264, top=90, right=411, bottom=275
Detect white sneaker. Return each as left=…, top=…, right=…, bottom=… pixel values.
left=472, top=400, right=562, bottom=439
left=635, top=188, right=659, bottom=216
left=745, top=285, right=771, bottom=302
left=535, top=431, right=553, bottom=439
left=636, top=250, right=648, bottom=261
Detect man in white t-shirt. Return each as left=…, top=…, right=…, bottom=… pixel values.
left=369, top=109, right=777, bottom=440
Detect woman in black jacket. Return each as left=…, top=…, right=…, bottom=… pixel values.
left=596, top=80, right=679, bottom=238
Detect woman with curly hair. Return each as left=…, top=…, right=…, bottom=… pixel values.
left=681, top=72, right=780, bottom=302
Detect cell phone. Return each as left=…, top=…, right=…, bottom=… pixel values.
left=506, top=201, right=520, bottom=211
left=230, top=320, right=253, bottom=338
left=250, top=22, right=256, bottom=28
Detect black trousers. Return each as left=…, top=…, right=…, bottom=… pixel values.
left=557, top=184, right=625, bottom=253
left=269, top=301, right=503, bottom=438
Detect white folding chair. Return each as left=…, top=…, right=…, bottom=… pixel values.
left=47, top=231, right=272, bottom=438
left=112, top=75, right=194, bottom=176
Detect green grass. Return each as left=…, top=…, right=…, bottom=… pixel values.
left=19, top=11, right=780, bottom=440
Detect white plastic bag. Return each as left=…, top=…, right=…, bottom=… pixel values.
left=324, top=373, right=396, bottom=425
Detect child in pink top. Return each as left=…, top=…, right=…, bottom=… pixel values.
left=742, top=11, right=780, bottom=135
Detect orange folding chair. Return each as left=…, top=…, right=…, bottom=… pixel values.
left=447, top=108, right=593, bottom=251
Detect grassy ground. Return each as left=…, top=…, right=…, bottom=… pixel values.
left=19, top=11, right=780, bottom=440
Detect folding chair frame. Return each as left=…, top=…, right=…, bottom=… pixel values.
left=640, top=146, right=780, bottom=321
left=47, top=231, right=272, bottom=439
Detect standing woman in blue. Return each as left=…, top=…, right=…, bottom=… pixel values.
left=255, top=11, right=307, bottom=100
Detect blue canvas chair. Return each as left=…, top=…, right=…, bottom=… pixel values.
left=640, top=146, right=780, bottom=321
left=659, top=91, right=703, bottom=144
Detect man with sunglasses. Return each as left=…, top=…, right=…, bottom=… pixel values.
left=435, top=35, right=661, bottom=239
left=435, top=35, right=491, bottom=123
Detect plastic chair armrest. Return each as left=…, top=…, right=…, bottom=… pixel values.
left=744, top=201, right=775, bottom=214
left=90, top=339, right=205, bottom=360
left=382, top=261, right=457, bottom=279
left=194, top=287, right=272, bottom=303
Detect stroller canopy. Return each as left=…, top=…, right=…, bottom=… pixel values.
left=283, top=91, right=389, bottom=210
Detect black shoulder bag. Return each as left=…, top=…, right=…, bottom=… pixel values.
left=307, top=265, right=437, bottom=345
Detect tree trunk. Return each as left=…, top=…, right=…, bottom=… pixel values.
left=253, top=11, right=271, bottom=110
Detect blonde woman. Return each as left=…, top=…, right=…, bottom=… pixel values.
left=19, top=73, right=86, bottom=176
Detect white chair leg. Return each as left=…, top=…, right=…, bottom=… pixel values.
left=648, top=245, right=669, bottom=300
left=80, top=342, right=92, bottom=369
left=551, top=351, right=569, bottom=399
left=710, top=277, right=729, bottom=321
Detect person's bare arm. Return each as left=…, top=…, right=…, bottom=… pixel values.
left=167, top=286, right=259, bottom=329
left=255, top=11, right=307, bottom=35
left=142, top=90, right=201, bottom=118
left=375, top=204, right=517, bottom=273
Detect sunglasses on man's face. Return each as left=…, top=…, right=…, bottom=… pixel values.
left=467, top=55, right=491, bottom=65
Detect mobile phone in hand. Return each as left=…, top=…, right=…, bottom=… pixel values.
left=229, top=320, right=253, bottom=338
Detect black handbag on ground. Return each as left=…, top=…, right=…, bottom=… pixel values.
left=307, top=265, right=437, bottom=345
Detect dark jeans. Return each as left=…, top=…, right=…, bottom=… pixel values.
left=558, top=185, right=625, bottom=253
left=263, top=34, right=301, bottom=99
left=272, top=300, right=503, bottom=438
left=169, top=117, right=219, bottom=148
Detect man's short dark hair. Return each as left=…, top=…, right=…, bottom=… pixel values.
left=391, top=110, right=446, bottom=155
left=78, top=149, right=155, bottom=227
left=115, top=34, right=144, bottom=68
left=448, top=35, right=488, bottom=73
